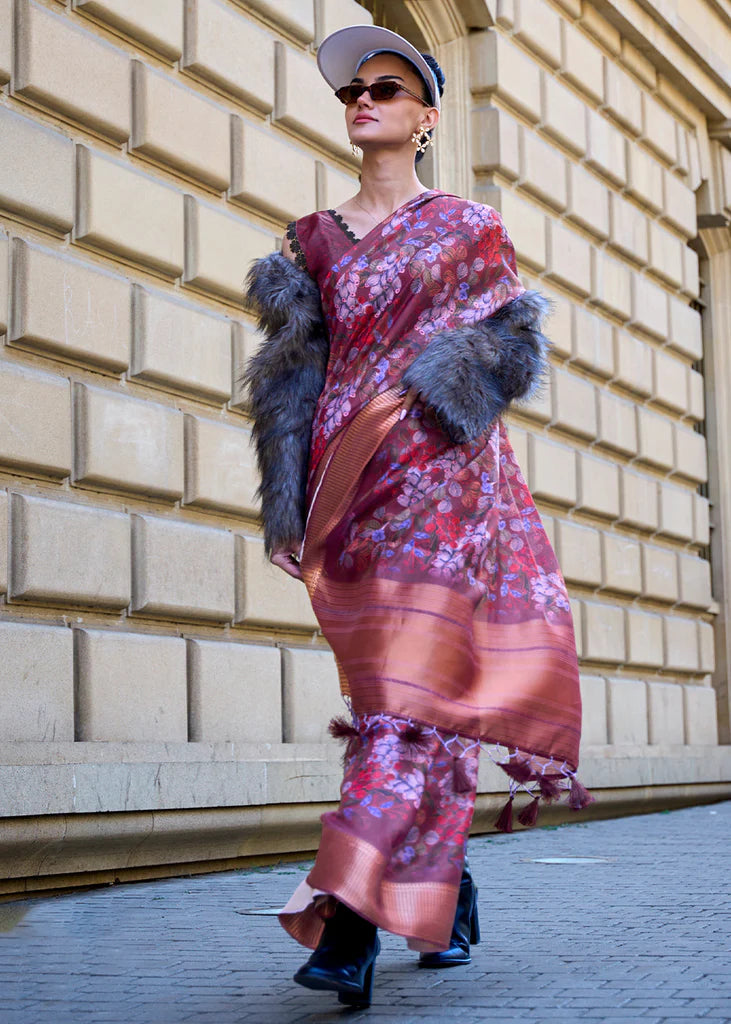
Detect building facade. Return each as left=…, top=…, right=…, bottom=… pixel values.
left=0, top=0, right=729, bottom=896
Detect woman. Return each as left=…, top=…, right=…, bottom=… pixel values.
left=244, top=25, right=592, bottom=1010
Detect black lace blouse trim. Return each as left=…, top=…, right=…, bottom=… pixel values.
left=286, top=221, right=308, bottom=271
left=327, top=209, right=361, bottom=245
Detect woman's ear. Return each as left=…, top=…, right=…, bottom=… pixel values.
left=421, top=109, right=440, bottom=132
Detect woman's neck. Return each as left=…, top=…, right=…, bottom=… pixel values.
left=356, top=149, right=428, bottom=218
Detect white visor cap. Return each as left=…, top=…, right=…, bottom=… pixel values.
left=316, top=24, right=440, bottom=112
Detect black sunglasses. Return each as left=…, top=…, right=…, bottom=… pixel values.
left=335, top=80, right=429, bottom=106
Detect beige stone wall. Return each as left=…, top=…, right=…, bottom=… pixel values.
left=0, top=0, right=729, bottom=893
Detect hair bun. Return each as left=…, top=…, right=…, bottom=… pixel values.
left=421, top=53, right=446, bottom=97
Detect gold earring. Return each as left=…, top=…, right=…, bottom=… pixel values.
left=411, top=126, right=433, bottom=153
left=351, top=142, right=361, bottom=156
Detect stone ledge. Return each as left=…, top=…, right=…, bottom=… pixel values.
left=0, top=744, right=729, bottom=817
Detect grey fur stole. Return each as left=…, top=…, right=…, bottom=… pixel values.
left=403, top=290, right=551, bottom=444
left=243, top=252, right=329, bottom=556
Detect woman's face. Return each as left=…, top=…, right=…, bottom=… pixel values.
left=344, top=53, right=439, bottom=152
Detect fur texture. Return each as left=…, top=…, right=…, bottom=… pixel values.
left=243, top=252, right=329, bottom=556
left=402, top=290, right=551, bottom=444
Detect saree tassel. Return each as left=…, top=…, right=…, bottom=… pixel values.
left=517, top=796, right=540, bottom=828
left=452, top=755, right=473, bottom=793
left=568, top=776, right=595, bottom=810
left=503, top=759, right=534, bottom=785
left=328, top=716, right=361, bottom=762
left=494, top=795, right=514, bottom=833
left=400, top=723, right=431, bottom=755
left=538, top=775, right=563, bottom=802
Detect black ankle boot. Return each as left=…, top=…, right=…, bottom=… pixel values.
left=294, top=901, right=380, bottom=1007
left=418, top=860, right=480, bottom=968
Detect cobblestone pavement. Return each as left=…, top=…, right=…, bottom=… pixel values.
left=0, top=801, right=729, bottom=1024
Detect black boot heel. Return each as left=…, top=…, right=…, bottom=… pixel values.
left=469, top=893, right=480, bottom=945
left=418, top=860, right=479, bottom=968
left=338, top=956, right=375, bottom=1008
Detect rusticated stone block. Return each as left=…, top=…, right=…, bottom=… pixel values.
left=579, top=674, right=607, bottom=745
left=540, top=285, right=571, bottom=358
left=513, top=0, right=561, bottom=66
left=585, top=109, right=626, bottom=186
left=642, top=544, right=678, bottom=602
left=469, top=30, right=541, bottom=123
left=16, top=0, right=130, bottom=142
left=75, top=628, right=187, bottom=741
left=576, top=453, right=620, bottom=520
left=641, top=93, right=677, bottom=165
left=607, top=678, right=648, bottom=745
left=625, top=607, right=664, bottom=667
left=636, top=406, right=674, bottom=470
left=697, top=621, right=715, bottom=673
left=608, top=192, right=649, bottom=265
left=246, top=0, right=314, bottom=42
left=183, top=0, right=274, bottom=111
left=613, top=330, right=652, bottom=397
left=235, top=535, right=319, bottom=630
left=0, top=490, right=7, bottom=593
left=9, top=492, right=130, bottom=608
left=0, top=362, right=71, bottom=477
left=652, top=348, right=687, bottom=412
left=131, top=61, right=229, bottom=190
left=131, top=285, right=231, bottom=402
left=0, top=0, right=10, bottom=83
left=596, top=391, right=637, bottom=456
left=274, top=42, right=351, bottom=157
left=657, top=482, right=694, bottom=541
left=545, top=220, right=591, bottom=296
left=508, top=424, right=528, bottom=470
left=551, top=369, right=596, bottom=440
left=559, top=21, right=603, bottom=105
left=683, top=685, right=719, bottom=745
left=519, top=129, right=567, bottom=211
left=10, top=238, right=129, bottom=371
left=600, top=532, right=641, bottom=595
left=569, top=595, right=582, bottom=657
left=620, top=470, right=658, bottom=532
left=567, top=163, right=609, bottom=239
left=527, top=435, right=576, bottom=507
left=603, top=59, right=642, bottom=136
left=471, top=107, right=520, bottom=181
left=687, top=367, right=704, bottom=422
left=314, top=0, right=373, bottom=45
left=631, top=275, right=668, bottom=340
left=131, top=513, right=235, bottom=621
left=231, top=117, right=317, bottom=221
left=231, top=321, right=260, bottom=411
left=625, top=143, right=663, bottom=214
left=76, top=147, right=184, bottom=277
left=622, top=40, right=656, bottom=89
left=677, top=553, right=712, bottom=610
left=478, top=185, right=546, bottom=272
left=0, top=231, right=7, bottom=333
left=693, top=494, right=710, bottom=547
left=663, top=615, right=698, bottom=672
left=648, top=222, right=683, bottom=289
left=662, top=169, right=697, bottom=239
left=184, top=415, right=258, bottom=516
left=541, top=74, right=586, bottom=156
left=554, top=518, right=602, bottom=586
left=580, top=6, right=620, bottom=54
left=590, top=248, right=631, bottom=321
left=682, top=242, right=700, bottom=298
left=0, top=107, right=74, bottom=232
left=667, top=294, right=702, bottom=361
left=75, top=0, right=183, bottom=60
left=317, top=161, right=359, bottom=209
left=582, top=600, right=626, bottom=663
left=0, top=621, right=73, bottom=741
left=73, top=382, right=184, bottom=499
left=184, top=196, right=275, bottom=302
left=188, top=639, right=281, bottom=743
left=673, top=424, right=707, bottom=483
left=282, top=647, right=344, bottom=743
left=647, top=681, right=684, bottom=745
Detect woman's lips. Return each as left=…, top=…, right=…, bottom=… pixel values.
left=354, top=115, right=376, bottom=123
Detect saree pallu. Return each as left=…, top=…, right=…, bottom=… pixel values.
left=279, top=191, right=591, bottom=950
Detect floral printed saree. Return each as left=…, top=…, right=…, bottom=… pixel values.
left=278, top=190, right=590, bottom=952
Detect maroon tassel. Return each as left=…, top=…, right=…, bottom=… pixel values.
left=328, top=716, right=361, bottom=762
left=568, top=776, right=595, bottom=810
left=400, top=723, right=431, bottom=754
left=494, top=795, right=514, bottom=833
left=517, top=796, right=540, bottom=828
left=538, top=775, right=563, bottom=802
left=453, top=755, right=473, bottom=793
left=503, top=759, right=534, bottom=785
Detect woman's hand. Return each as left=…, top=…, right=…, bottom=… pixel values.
left=400, top=386, right=421, bottom=420
left=271, top=546, right=303, bottom=580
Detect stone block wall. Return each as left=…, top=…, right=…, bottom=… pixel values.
left=0, top=0, right=729, bottom=891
